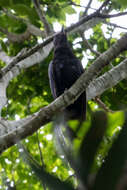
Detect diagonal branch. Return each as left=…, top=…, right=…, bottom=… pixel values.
left=0, top=58, right=126, bottom=153
left=98, top=11, right=127, bottom=19
left=80, top=31, right=101, bottom=56
left=1, top=37, right=53, bottom=77
left=0, top=34, right=127, bottom=154
left=3, top=8, right=46, bottom=38
left=0, top=26, right=31, bottom=43
left=69, top=0, right=96, bottom=11
left=94, top=97, right=114, bottom=113
left=67, top=10, right=127, bottom=33
left=103, top=21, right=127, bottom=30
left=87, top=58, right=127, bottom=100
left=0, top=41, right=53, bottom=110
left=97, top=0, right=111, bottom=12
left=33, top=0, right=52, bottom=36
left=83, top=0, right=93, bottom=16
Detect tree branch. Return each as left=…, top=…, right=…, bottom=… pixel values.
left=87, top=58, right=127, bottom=100
left=98, top=11, right=127, bottom=19
left=0, top=41, right=53, bottom=111
left=3, top=8, right=46, bottom=38
left=0, top=34, right=127, bottom=154
left=103, top=21, right=127, bottom=30
left=80, top=32, right=101, bottom=56
left=94, top=97, right=114, bottom=113
left=0, top=26, right=31, bottom=43
left=83, top=0, right=93, bottom=16
left=69, top=1, right=97, bottom=11
left=1, top=39, right=53, bottom=77
left=33, top=0, right=52, bottom=36
left=97, top=0, right=110, bottom=12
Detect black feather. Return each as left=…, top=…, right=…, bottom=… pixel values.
left=48, top=29, right=86, bottom=121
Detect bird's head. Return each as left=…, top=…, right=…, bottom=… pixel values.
left=53, top=26, right=68, bottom=48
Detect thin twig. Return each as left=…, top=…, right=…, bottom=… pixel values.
left=1, top=37, right=53, bottom=76
left=83, top=0, right=93, bottom=16
left=81, top=31, right=114, bottom=69
left=94, top=97, right=114, bottom=113
left=69, top=0, right=97, bottom=11
left=98, top=0, right=111, bottom=12
left=36, top=131, right=47, bottom=190
left=98, top=11, right=127, bottom=19
left=20, top=143, right=41, bottom=168
left=36, top=131, right=45, bottom=166
left=33, top=0, right=52, bottom=36
left=20, top=144, right=49, bottom=190
left=104, top=21, right=127, bottom=30
left=66, top=8, right=127, bottom=33
left=80, top=31, right=101, bottom=56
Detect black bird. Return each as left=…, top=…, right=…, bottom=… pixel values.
left=48, top=28, right=86, bottom=121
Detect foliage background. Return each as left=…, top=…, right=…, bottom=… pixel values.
left=0, top=0, right=127, bottom=189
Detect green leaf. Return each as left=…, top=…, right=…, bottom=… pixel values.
left=11, top=4, right=32, bottom=16
left=11, top=4, right=38, bottom=22
left=92, top=112, right=127, bottom=190
left=107, top=111, right=124, bottom=136
left=0, top=40, right=8, bottom=53
left=73, top=0, right=80, bottom=3
left=0, top=0, right=11, bottom=7
left=65, top=6, right=76, bottom=14
left=115, top=0, right=127, bottom=8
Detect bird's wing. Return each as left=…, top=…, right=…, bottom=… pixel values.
left=68, top=59, right=84, bottom=82
left=77, top=59, right=84, bottom=74
left=48, top=61, right=57, bottom=99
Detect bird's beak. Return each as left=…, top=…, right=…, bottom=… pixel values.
left=61, top=26, right=66, bottom=34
